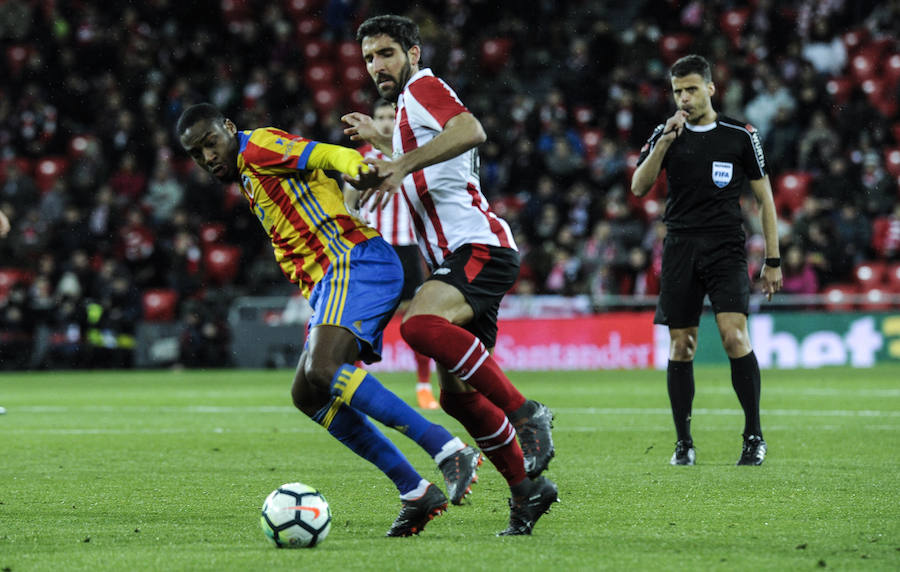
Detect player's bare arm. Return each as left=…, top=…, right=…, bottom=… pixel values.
left=358, top=112, right=486, bottom=211
left=750, top=176, right=782, bottom=301
left=341, top=112, right=393, bottom=155
left=631, top=109, right=687, bottom=197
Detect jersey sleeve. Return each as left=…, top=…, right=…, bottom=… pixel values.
left=239, top=128, right=366, bottom=177
left=742, top=123, right=767, bottom=179
left=238, top=128, right=320, bottom=175
left=636, top=123, right=666, bottom=168
left=406, top=75, right=469, bottom=129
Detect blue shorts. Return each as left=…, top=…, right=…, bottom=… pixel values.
left=307, top=237, right=403, bottom=363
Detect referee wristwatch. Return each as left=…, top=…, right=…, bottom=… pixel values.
left=764, top=257, right=781, bottom=268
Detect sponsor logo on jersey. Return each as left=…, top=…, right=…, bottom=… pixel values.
left=712, top=161, right=733, bottom=188
left=433, top=268, right=451, bottom=275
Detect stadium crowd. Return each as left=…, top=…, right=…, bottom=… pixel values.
left=1, top=0, right=899, bottom=369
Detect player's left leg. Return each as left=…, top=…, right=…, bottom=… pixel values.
left=716, top=311, right=766, bottom=465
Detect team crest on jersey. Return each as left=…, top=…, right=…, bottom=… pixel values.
left=241, top=173, right=252, bottom=192
left=712, top=161, right=733, bottom=188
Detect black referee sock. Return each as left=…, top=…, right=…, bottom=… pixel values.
left=730, top=351, right=762, bottom=438
left=667, top=360, right=695, bottom=444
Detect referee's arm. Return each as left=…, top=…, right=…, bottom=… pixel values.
left=632, top=111, right=686, bottom=197
left=750, top=176, right=783, bottom=300
left=631, top=138, right=671, bottom=197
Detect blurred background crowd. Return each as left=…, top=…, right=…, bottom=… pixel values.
left=1, top=0, right=899, bottom=369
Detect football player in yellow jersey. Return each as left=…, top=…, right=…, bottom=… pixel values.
left=177, top=104, right=481, bottom=537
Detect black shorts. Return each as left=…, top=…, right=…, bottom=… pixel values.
left=654, top=233, right=750, bottom=328
left=427, top=244, right=520, bottom=348
left=393, top=244, right=425, bottom=301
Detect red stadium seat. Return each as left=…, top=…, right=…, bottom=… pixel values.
left=773, top=171, right=813, bottom=215
left=854, top=261, right=887, bottom=289
left=337, top=40, right=362, bottom=66
left=305, top=63, right=336, bottom=89
left=887, top=263, right=900, bottom=291
left=481, top=38, right=512, bottom=72
left=884, top=147, right=900, bottom=177
left=860, top=287, right=892, bottom=311
left=347, top=88, right=372, bottom=110
left=142, top=289, right=179, bottom=322
left=204, top=245, right=241, bottom=285
left=884, top=54, right=900, bottom=87
left=863, top=79, right=899, bottom=118
left=720, top=8, right=750, bottom=48
left=284, top=0, right=325, bottom=20
left=312, top=87, right=342, bottom=115
left=295, top=16, right=324, bottom=38
left=34, top=157, right=69, bottom=193
left=841, top=28, right=870, bottom=56
left=199, top=222, right=226, bottom=246
left=580, top=128, right=604, bottom=161
left=825, top=77, right=854, bottom=105
left=850, top=51, right=878, bottom=82
left=303, top=39, right=332, bottom=63
left=0, top=268, right=32, bottom=300
left=823, top=284, right=857, bottom=312
left=659, top=34, right=693, bottom=66
left=340, top=64, right=370, bottom=93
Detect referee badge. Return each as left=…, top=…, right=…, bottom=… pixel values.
left=712, top=161, right=733, bottom=188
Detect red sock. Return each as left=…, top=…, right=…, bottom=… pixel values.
left=413, top=350, right=431, bottom=383
left=401, top=315, right=526, bottom=413
left=440, top=390, right=527, bottom=487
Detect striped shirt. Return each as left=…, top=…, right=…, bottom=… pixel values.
left=236, top=128, right=380, bottom=298
left=393, top=68, right=516, bottom=268
left=358, top=143, right=417, bottom=246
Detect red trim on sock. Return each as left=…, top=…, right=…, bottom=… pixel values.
left=401, top=314, right=526, bottom=413
left=440, top=390, right=527, bottom=486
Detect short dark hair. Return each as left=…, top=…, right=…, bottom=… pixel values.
left=373, top=98, right=394, bottom=112
left=670, top=54, right=712, bottom=82
left=176, top=103, right=224, bottom=137
left=356, top=15, right=421, bottom=52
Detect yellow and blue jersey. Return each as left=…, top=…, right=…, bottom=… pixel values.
left=235, top=127, right=380, bottom=299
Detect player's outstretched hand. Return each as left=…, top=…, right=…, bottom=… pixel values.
left=341, top=112, right=378, bottom=143
left=357, top=158, right=404, bottom=211
left=343, top=161, right=384, bottom=192
left=759, top=265, right=782, bottom=302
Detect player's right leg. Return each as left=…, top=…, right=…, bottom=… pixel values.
left=667, top=327, right=698, bottom=465
left=400, top=246, right=555, bottom=478
left=437, top=365, right=558, bottom=534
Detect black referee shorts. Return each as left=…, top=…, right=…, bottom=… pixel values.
left=393, top=244, right=425, bottom=302
left=426, top=244, right=520, bottom=348
left=654, top=233, right=750, bottom=328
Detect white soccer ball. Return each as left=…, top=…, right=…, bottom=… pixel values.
left=260, top=483, right=332, bottom=548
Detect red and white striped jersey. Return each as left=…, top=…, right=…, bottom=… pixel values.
left=358, top=143, right=417, bottom=246
left=393, top=68, right=516, bottom=268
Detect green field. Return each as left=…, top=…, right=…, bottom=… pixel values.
left=1, top=367, right=898, bottom=571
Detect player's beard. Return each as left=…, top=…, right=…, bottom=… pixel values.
left=376, top=59, right=412, bottom=102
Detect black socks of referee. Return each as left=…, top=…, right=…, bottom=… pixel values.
left=667, top=360, right=694, bottom=444
left=730, top=351, right=763, bottom=438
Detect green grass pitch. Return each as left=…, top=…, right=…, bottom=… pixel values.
left=1, top=366, right=898, bottom=571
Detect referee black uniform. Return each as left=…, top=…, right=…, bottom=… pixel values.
left=637, top=116, right=766, bottom=326
left=631, top=54, right=780, bottom=467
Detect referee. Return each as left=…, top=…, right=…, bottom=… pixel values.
left=631, top=55, right=782, bottom=466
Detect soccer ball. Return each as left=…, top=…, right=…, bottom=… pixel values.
left=260, top=483, right=332, bottom=548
